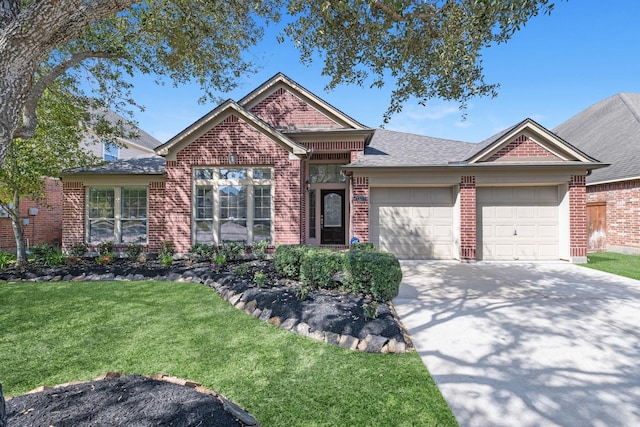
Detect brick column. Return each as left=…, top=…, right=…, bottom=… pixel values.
left=460, top=176, right=477, bottom=261
left=569, top=175, right=587, bottom=260
left=148, top=181, right=166, bottom=253
left=352, top=177, right=369, bottom=242
left=62, top=181, right=85, bottom=252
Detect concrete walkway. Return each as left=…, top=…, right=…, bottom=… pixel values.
left=393, top=261, right=640, bottom=427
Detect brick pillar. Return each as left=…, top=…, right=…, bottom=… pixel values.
left=460, top=176, right=477, bottom=261
left=164, top=161, right=192, bottom=253
left=352, top=177, right=369, bottom=242
left=569, top=175, right=587, bottom=260
left=62, top=181, right=85, bottom=252
left=148, top=181, right=166, bottom=253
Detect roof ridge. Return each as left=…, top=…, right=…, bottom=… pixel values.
left=618, top=93, right=640, bottom=126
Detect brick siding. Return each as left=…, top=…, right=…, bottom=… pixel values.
left=164, top=114, right=302, bottom=253
left=62, top=181, right=85, bottom=252
left=460, top=176, right=477, bottom=260
left=488, top=135, right=557, bottom=161
left=0, top=178, right=64, bottom=250
left=587, top=178, right=640, bottom=251
left=250, top=88, right=338, bottom=130
left=569, top=175, right=587, bottom=258
left=351, top=177, right=369, bottom=242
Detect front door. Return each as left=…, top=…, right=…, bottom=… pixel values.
left=321, top=189, right=345, bottom=245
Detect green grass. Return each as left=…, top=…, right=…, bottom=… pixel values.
left=581, top=252, right=640, bottom=280
left=0, top=280, right=457, bottom=426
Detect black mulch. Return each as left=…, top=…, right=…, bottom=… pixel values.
left=6, top=375, right=245, bottom=427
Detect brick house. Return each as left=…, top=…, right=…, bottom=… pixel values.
left=61, top=73, right=604, bottom=262
left=554, top=93, right=640, bottom=254
left=0, top=110, right=159, bottom=251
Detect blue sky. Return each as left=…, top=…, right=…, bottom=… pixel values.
left=129, top=0, right=640, bottom=144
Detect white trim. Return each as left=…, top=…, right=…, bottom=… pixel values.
left=587, top=175, right=640, bottom=186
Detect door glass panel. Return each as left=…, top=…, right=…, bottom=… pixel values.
left=323, top=193, right=342, bottom=227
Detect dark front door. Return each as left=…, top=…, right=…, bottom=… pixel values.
left=321, top=189, right=345, bottom=245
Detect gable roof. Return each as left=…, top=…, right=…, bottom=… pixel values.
left=554, top=93, right=640, bottom=184
left=155, top=99, right=308, bottom=159
left=63, top=156, right=166, bottom=175
left=239, top=73, right=369, bottom=131
left=91, top=107, right=160, bottom=152
left=465, top=118, right=599, bottom=164
left=347, top=119, right=602, bottom=170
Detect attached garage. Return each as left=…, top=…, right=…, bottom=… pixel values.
left=370, top=187, right=455, bottom=259
left=477, top=186, right=559, bottom=260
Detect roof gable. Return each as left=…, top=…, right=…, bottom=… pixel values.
left=466, top=118, right=597, bottom=164
left=155, top=100, right=308, bottom=160
left=239, top=73, right=368, bottom=131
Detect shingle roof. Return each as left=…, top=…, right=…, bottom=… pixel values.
left=554, top=93, right=640, bottom=184
left=346, top=129, right=477, bottom=168
left=97, top=108, right=161, bottom=150
left=64, top=156, right=165, bottom=175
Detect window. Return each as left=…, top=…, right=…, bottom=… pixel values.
left=308, top=164, right=346, bottom=183
left=103, top=140, right=120, bottom=162
left=194, top=167, right=273, bottom=244
left=88, top=187, right=147, bottom=244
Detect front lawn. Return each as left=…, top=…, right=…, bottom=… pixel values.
left=0, top=280, right=457, bottom=426
left=581, top=252, right=640, bottom=280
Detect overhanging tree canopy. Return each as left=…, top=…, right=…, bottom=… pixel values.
left=0, top=0, right=558, bottom=167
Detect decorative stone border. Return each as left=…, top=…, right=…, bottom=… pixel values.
left=1, top=265, right=412, bottom=354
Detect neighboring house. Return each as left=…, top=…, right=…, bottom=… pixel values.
left=61, top=73, right=604, bottom=262
left=0, top=110, right=160, bottom=251
left=554, top=93, right=640, bottom=254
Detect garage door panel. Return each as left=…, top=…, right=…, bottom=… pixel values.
left=478, top=186, right=559, bottom=261
left=371, top=187, right=454, bottom=260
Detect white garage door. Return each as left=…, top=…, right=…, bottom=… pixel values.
left=477, top=186, right=559, bottom=260
left=370, top=187, right=454, bottom=259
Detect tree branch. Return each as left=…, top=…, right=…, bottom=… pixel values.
left=0, top=0, right=20, bottom=28
left=371, top=1, right=435, bottom=22
left=14, top=50, right=122, bottom=139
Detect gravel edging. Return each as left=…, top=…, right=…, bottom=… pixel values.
left=0, top=261, right=412, bottom=354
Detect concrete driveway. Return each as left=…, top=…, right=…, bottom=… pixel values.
left=393, top=261, right=640, bottom=427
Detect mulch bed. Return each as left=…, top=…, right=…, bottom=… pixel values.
left=5, top=374, right=255, bottom=426
left=1, top=256, right=411, bottom=426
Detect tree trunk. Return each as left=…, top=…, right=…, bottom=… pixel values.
left=10, top=193, right=26, bottom=265
left=0, top=381, right=7, bottom=427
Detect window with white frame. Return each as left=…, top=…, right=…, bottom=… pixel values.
left=87, top=187, right=147, bottom=244
left=194, top=167, right=273, bottom=244
left=103, top=140, right=120, bottom=162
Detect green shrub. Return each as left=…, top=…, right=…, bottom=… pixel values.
left=45, top=248, right=66, bottom=267
left=189, top=243, right=218, bottom=259
left=234, top=262, right=249, bottom=276
left=350, top=242, right=377, bottom=252
left=0, top=251, right=16, bottom=270
left=274, top=245, right=307, bottom=279
left=68, top=242, right=88, bottom=257
left=346, top=250, right=402, bottom=301
left=252, top=240, right=269, bottom=260
left=98, top=241, right=114, bottom=256
left=126, top=243, right=144, bottom=259
left=159, top=240, right=175, bottom=266
left=30, top=243, right=53, bottom=262
left=254, top=270, right=267, bottom=287
left=219, top=241, right=244, bottom=261
left=300, top=247, right=345, bottom=289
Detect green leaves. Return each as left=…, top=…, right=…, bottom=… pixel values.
left=285, top=0, right=559, bottom=122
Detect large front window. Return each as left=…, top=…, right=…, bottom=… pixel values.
left=87, top=187, right=147, bottom=244
left=194, top=167, right=273, bottom=244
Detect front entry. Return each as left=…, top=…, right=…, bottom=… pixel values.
left=320, top=189, right=346, bottom=245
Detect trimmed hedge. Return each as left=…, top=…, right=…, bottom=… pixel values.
left=273, top=245, right=307, bottom=279
left=274, top=244, right=403, bottom=301
left=346, top=250, right=402, bottom=301
left=300, top=247, right=345, bottom=289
